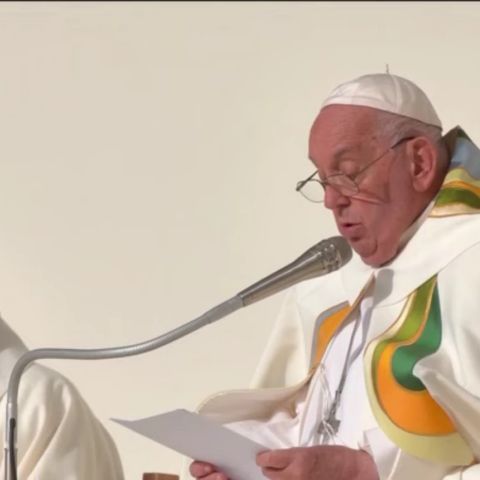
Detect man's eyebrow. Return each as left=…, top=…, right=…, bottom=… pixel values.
left=333, top=144, right=360, bottom=159
left=307, top=144, right=361, bottom=165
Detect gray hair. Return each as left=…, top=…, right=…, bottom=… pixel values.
left=374, top=110, right=448, bottom=166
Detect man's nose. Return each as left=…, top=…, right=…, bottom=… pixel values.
left=324, top=185, right=351, bottom=210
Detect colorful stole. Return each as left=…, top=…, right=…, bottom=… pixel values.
left=364, top=277, right=473, bottom=465
left=431, top=127, right=480, bottom=217
left=310, top=127, right=480, bottom=466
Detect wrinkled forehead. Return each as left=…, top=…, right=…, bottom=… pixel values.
left=309, top=104, right=382, bottom=162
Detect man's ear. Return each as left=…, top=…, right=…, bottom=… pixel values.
left=407, top=137, right=438, bottom=192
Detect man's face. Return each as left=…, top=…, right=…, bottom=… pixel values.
left=309, top=105, right=421, bottom=267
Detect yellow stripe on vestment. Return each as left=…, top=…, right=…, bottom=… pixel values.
left=310, top=304, right=352, bottom=371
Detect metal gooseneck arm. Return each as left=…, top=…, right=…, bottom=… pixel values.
left=4, top=236, right=351, bottom=480
left=4, top=296, right=243, bottom=480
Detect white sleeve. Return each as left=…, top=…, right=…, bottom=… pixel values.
left=179, top=287, right=311, bottom=480
left=249, top=287, right=308, bottom=389
left=0, top=364, right=124, bottom=480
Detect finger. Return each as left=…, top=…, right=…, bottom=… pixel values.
left=189, top=461, right=219, bottom=478
left=201, top=474, right=229, bottom=480
left=256, top=450, right=292, bottom=470
left=260, top=466, right=287, bottom=480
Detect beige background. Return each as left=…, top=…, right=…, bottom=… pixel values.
left=0, top=2, right=478, bottom=479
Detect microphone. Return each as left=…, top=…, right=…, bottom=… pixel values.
left=4, top=236, right=351, bottom=480
left=238, top=236, right=351, bottom=305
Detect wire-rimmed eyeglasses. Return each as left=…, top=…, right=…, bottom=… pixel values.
left=296, top=136, right=415, bottom=203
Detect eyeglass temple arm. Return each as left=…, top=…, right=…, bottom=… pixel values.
left=296, top=170, right=319, bottom=191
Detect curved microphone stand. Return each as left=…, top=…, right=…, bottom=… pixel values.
left=4, top=236, right=351, bottom=480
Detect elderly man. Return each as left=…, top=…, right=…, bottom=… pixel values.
left=188, top=74, right=480, bottom=480
left=0, top=315, right=124, bottom=478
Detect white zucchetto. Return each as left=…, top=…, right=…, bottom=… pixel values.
left=321, top=73, right=442, bottom=129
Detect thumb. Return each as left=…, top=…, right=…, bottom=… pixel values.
left=256, top=449, right=292, bottom=470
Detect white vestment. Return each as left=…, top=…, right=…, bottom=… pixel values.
left=0, top=318, right=124, bottom=479
left=182, top=129, right=480, bottom=480
left=193, top=213, right=480, bottom=480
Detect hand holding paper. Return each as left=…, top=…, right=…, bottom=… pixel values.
left=112, top=409, right=268, bottom=480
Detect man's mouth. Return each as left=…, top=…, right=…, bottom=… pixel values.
left=338, top=222, right=363, bottom=239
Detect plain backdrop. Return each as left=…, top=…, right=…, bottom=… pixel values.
left=0, top=2, right=478, bottom=478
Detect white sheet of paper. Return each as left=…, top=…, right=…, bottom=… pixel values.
left=112, top=409, right=268, bottom=480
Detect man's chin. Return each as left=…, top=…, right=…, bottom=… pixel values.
left=357, top=244, right=397, bottom=267
left=360, top=254, right=385, bottom=267
left=347, top=237, right=373, bottom=257
left=347, top=237, right=390, bottom=267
